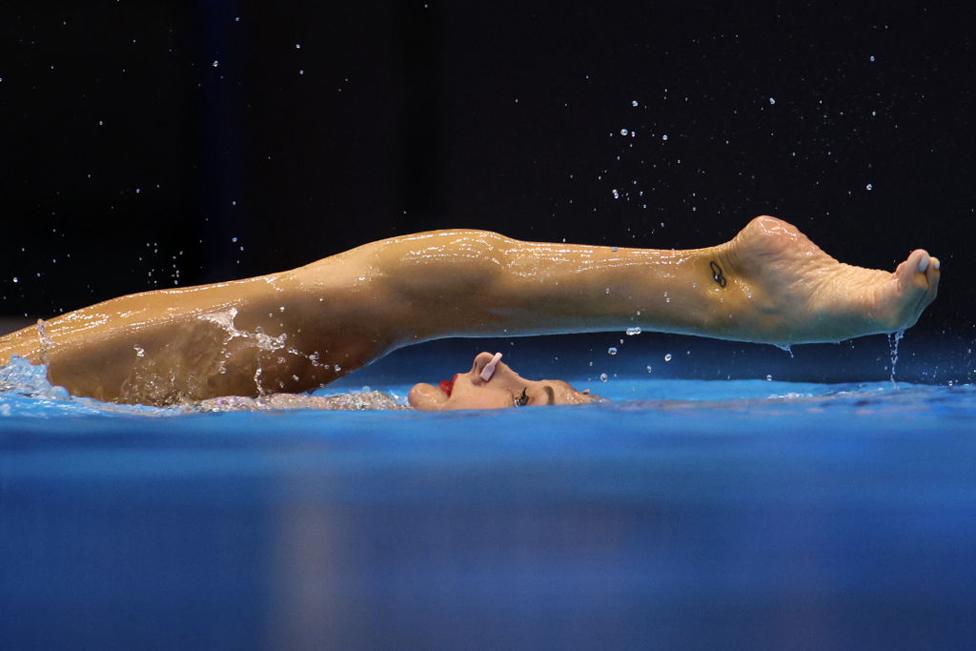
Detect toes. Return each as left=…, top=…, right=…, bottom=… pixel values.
left=917, top=251, right=930, bottom=273
left=925, top=255, right=941, bottom=298
left=902, top=250, right=941, bottom=325
left=897, top=249, right=932, bottom=291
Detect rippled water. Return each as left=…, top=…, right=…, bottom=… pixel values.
left=3, top=353, right=974, bottom=420
left=2, top=355, right=975, bottom=648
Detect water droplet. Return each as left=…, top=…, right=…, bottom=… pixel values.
left=605, top=287, right=610, bottom=295
left=599, top=372, right=608, bottom=382
left=766, top=374, right=772, bottom=381
left=768, top=97, right=776, bottom=105
left=295, top=43, right=302, bottom=49
left=212, top=59, right=219, bottom=68
left=608, top=347, right=618, bottom=356
left=279, top=306, right=285, bottom=312
left=631, top=100, right=639, bottom=107
left=646, top=365, right=653, bottom=374
left=869, top=54, right=876, bottom=62
left=611, top=188, right=620, bottom=199
left=334, top=364, right=342, bottom=372
left=231, top=236, right=238, bottom=242
left=664, top=353, right=672, bottom=362
left=134, top=345, right=145, bottom=358
left=12, top=276, right=18, bottom=283
left=626, top=327, right=642, bottom=336
left=620, top=128, right=629, bottom=136
left=888, top=329, right=905, bottom=387
left=661, top=134, right=669, bottom=141
left=866, top=183, right=873, bottom=191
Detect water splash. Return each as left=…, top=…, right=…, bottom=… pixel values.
left=0, top=356, right=406, bottom=416
left=199, top=307, right=242, bottom=335
left=0, top=356, right=69, bottom=400
left=888, top=329, right=905, bottom=388
left=253, top=366, right=265, bottom=396
left=774, top=343, right=795, bottom=359
left=195, top=390, right=407, bottom=412
left=35, top=319, right=53, bottom=364
left=0, top=356, right=170, bottom=416
left=196, top=306, right=341, bottom=395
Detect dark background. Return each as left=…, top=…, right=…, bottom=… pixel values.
left=1, top=1, right=973, bottom=381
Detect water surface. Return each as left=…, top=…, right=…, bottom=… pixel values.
left=2, top=360, right=975, bottom=649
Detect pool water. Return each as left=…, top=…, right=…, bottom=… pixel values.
left=2, top=347, right=976, bottom=649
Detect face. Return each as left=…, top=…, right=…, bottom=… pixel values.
left=408, top=352, right=597, bottom=411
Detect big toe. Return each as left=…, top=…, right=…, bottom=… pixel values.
left=891, top=248, right=940, bottom=329
left=925, top=255, right=941, bottom=298
left=896, top=249, right=933, bottom=291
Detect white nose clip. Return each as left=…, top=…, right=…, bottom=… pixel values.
left=480, top=352, right=503, bottom=381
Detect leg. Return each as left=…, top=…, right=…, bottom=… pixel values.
left=374, top=216, right=939, bottom=346
left=0, top=216, right=940, bottom=404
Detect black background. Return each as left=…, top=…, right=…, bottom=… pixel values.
left=1, top=1, right=973, bottom=380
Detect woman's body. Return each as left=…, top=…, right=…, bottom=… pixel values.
left=0, top=216, right=940, bottom=405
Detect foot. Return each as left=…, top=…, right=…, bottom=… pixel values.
left=716, top=216, right=940, bottom=344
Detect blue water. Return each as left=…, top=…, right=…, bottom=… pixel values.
left=2, top=349, right=976, bottom=649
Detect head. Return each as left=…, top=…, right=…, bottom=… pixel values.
left=408, top=351, right=597, bottom=411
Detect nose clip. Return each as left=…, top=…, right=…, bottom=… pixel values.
left=480, top=352, right=503, bottom=381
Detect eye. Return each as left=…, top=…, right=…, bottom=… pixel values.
left=513, top=387, right=530, bottom=407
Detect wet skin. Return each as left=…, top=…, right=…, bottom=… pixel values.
left=0, top=216, right=940, bottom=405
left=407, top=352, right=596, bottom=411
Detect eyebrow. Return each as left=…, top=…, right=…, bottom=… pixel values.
left=543, top=385, right=555, bottom=405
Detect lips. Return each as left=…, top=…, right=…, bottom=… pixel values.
left=439, top=373, right=459, bottom=397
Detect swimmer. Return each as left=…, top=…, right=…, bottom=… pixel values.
left=190, top=351, right=595, bottom=412
left=0, top=216, right=940, bottom=406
